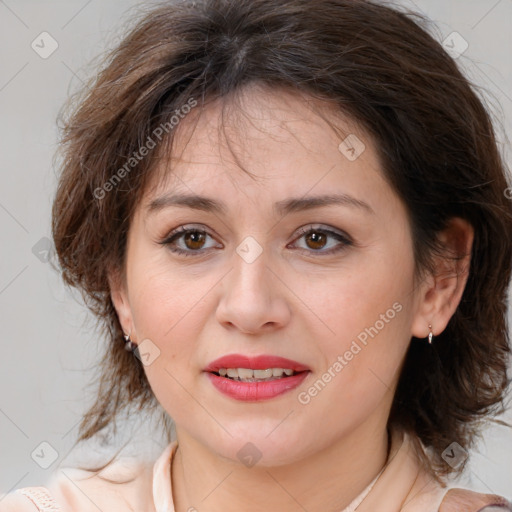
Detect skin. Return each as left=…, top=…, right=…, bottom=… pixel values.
left=110, top=84, right=473, bottom=512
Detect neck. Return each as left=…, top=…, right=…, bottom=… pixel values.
left=170, top=421, right=390, bottom=512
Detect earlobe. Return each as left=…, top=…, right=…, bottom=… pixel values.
left=411, top=217, right=474, bottom=341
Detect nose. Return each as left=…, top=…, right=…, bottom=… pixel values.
left=215, top=244, right=292, bottom=334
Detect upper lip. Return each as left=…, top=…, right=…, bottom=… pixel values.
left=204, top=354, right=310, bottom=373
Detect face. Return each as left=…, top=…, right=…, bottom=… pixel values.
left=112, top=85, right=425, bottom=466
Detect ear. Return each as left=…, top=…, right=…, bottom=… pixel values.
left=108, top=268, right=136, bottom=340
left=411, top=217, right=474, bottom=340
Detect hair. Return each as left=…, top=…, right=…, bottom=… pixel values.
left=52, top=0, right=512, bottom=480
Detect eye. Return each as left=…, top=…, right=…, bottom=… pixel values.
left=159, top=225, right=221, bottom=256
left=290, top=225, right=352, bottom=255
left=159, top=224, right=352, bottom=258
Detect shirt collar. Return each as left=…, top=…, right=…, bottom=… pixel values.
left=151, top=431, right=445, bottom=512
left=153, top=440, right=178, bottom=512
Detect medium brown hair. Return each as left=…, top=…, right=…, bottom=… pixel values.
left=52, top=0, right=512, bottom=479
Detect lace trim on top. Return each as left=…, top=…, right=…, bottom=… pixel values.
left=15, top=487, right=62, bottom=511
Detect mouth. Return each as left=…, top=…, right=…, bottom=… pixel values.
left=212, top=367, right=300, bottom=382
left=204, top=354, right=311, bottom=401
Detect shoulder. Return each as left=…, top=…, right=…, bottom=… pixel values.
left=0, top=456, right=155, bottom=512
left=0, top=492, right=39, bottom=511
left=439, top=488, right=512, bottom=512
left=398, top=432, right=511, bottom=512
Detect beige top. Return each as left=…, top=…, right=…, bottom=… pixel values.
left=0, top=430, right=509, bottom=511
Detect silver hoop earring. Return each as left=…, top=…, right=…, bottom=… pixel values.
left=124, top=332, right=137, bottom=352
left=428, top=324, right=434, bottom=344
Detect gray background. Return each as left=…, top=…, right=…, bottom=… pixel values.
left=0, top=0, right=511, bottom=499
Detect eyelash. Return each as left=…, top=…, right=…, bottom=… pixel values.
left=159, top=224, right=353, bottom=258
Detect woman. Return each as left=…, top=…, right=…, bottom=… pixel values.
left=2, top=0, right=511, bottom=510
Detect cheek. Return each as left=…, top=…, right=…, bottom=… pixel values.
left=125, top=261, right=206, bottom=388
left=315, top=253, right=413, bottom=352
left=127, top=247, right=209, bottom=342
left=127, top=267, right=208, bottom=418
left=304, top=244, right=415, bottom=406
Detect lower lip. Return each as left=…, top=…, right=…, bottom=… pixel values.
left=206, top=371, right=310, bottom=401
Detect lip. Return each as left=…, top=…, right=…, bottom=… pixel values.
left=206, top=371, right=309, bottom=401
left=204, top=354, right=310, bottom=373
left=204, top=354, right=311, bottom=402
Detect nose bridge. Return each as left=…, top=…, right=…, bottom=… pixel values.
left=230, top=234, right=272, bottom=300
left=216, top=234, right=291, bottom=332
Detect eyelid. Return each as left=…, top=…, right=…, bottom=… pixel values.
left=289, top=224, right=353, bottom=254
left=159, top=224, right=222, bottom=250
left=292, top=224, right=352, bottom=243
left=159, top=223, right=353, bottom=257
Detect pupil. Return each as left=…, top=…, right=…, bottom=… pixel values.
left=185, top=231, right=205, bottom=249
left=306, top=231, right=326, bottom=250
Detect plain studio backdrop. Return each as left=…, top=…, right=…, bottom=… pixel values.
left=0, top=0, right=511, bottom=498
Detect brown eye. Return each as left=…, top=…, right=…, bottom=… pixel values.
left=160, top=226, right=220, bottom=257
left=291, top=226, right=353, bottom=255
left=183, top=230, right=207, bottom=250
left=304, top=231, right=327, bottom=250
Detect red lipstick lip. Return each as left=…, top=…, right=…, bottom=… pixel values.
left=204, top=354, right=310, bottom=373
left=206, top=371, right=309, bottom=401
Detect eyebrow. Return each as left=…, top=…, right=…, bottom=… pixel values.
left=146, top=192, right=375, bottom=216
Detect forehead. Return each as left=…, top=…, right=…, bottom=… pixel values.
left=142, top=85, right=387, bottom=212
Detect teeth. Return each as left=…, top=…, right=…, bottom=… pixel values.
left=217, top=368, right=296, bottom=381
left=254, top=369, right=273, bottom=379
left=238, top=368, right=254, bottom=379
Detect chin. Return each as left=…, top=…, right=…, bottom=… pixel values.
left=199, top=427, right=312, bottom=468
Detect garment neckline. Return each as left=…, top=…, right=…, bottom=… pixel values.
left=151, top=431, right=410, bottom=512
left=152, top=440, right=178, bottom=512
